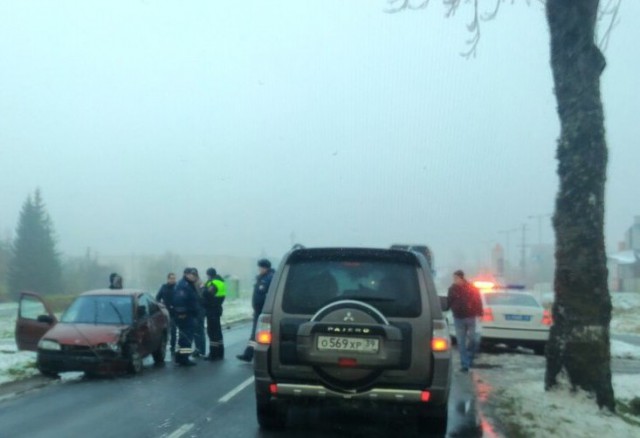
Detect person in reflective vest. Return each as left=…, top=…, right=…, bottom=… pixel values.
left=172, top=267, right=200, bottom=367
left=202, top=268, right=227, bottom=361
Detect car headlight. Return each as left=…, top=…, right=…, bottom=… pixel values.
left=38, top=339, right=61, bottom=350
left=96, top=342, right=121, bottom=352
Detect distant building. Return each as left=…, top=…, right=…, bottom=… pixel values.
left=608, top=216, right=640, bottom=292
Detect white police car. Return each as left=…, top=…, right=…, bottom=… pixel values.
left=446, top=281, right=552, bottom=355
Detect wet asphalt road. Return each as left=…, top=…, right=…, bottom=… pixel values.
left=0, top=323, right=482, bottom=438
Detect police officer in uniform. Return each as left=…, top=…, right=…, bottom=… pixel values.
left=237, top=259, right=274, bottom=362
left=202, top=268, right=227, bottom=361
left=173, top=267, right=200, bottom=366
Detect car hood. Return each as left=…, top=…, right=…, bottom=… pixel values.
left=43, top=323, right=130, bottom=346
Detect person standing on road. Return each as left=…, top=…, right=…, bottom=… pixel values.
left=447, top=269, right=483, bottom=372
left=156, top=272, right=178, bottom=356
left=192, top=272, right=207, bottom=359
left=172, top=267, right=200, bottom=367
left=109, top=273, right=123, bottom=289
left=202, top=268, right=227, bottom=361
left=237, top=259, right=274, bottom=362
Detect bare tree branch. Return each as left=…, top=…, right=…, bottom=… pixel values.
left=385, top=0, right=430, bottom=14
left=387, top=0, right=620, bottom=57
left=597, top=0, right=622, bottom=51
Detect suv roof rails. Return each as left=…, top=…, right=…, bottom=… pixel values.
left=390, top=244, right=434, bottom=269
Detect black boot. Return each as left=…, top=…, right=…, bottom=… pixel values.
left=236, top=346, right=253, bottom=362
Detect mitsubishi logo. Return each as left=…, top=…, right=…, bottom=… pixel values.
left=343, top=311, right=355, bottom=322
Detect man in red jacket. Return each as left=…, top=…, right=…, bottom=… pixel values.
left=447, top=270, right=483, bottom=372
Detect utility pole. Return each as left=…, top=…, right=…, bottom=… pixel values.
left=520, top=223, right=528, bottom=282
left=499, top=228, right=519, bottom=281
left=528, top=213, right=552, bottom=246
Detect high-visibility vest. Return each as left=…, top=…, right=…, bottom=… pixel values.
left=207, top=279, right=227, bottom=298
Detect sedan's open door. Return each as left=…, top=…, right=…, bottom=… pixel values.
left=15, top=292, right=58, bottom=351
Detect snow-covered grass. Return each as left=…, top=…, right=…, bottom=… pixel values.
left=474, top=345, right=640, bottom=437
left=0, top=298, right=252, bottom=386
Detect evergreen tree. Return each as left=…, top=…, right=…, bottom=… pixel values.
left=8, top=189, right=63, bottom=298
left=0, top=239, right=10, bottom=300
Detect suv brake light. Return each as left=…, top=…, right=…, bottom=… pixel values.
left=256, top=314, right=272, bottom=345
left=542, top=310, right=553, bottom=326
left=431, top=320, right=449, bottom=352
left=481, top=307, right=494, bottom=323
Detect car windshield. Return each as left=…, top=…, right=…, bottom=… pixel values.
left=60, top=295, right=133, bottom=325
left=282, top=259, right=421, bottom=317
left=484, top=293, right=540, bottom=308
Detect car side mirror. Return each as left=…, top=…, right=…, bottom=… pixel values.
left=439, top=296, right=449, bottom=312
left=136, top=306, right=147, bottom=319
left=37, top=314, right=55, bottom=325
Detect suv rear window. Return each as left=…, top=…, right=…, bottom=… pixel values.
left=282, top=259, right=421, bottom=317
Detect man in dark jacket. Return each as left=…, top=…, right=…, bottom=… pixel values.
left=447, top=270, right=483, bottom=372
left=109, top=273, right=123, bottom=289
left=156, top=272, right=177, bottom=356
left=237, top=259, right=274, bottom=362
left=172, top=267, right=200, bottom=366
left=202, top=268, right=226, bottom=361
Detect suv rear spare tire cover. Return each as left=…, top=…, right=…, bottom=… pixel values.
left=297, top=300, right=404, bottom=392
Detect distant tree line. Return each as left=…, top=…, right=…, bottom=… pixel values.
left=0, top=189, right=191, bottom=302
left=0, top=189, right=118, bottom=302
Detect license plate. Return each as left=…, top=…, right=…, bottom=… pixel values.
left=505, top=314, right=532, bottom=321
left=317, top=336, right=379, bottom=353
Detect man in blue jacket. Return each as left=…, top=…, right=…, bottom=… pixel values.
left=237, top=259, right=274, bottom=362
left=172, top=267, right=200, bottom=367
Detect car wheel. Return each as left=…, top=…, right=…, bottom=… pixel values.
left=152, top=333, right=167, bottom=365
left=480, top=340, right=495, bottom=353
left=256, top=393, right=287, bottom=430
left=417, top=404, right=448, bottom=437
left=127, top=344, right=143, bottom=374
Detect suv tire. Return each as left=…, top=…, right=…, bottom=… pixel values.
left=417, top=404, right=448, bottom=436
left=256, top=393, right=287, bottom=430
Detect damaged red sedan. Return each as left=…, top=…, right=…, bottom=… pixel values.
left=15, top=289, right=170, bottom=377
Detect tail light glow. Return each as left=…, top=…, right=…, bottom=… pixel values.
left=542, top=310, right=553, bottom=326
left=269, top=383, right=278, bottom=394
left=256, top=314, right=272, bottom=345
left=420, top=390, right=431, bottom=402
left=481, top=307, right=494, bottom=323
left=431, top=319, right=450, bottom=352
left=431, top=337, right=449, bottom=352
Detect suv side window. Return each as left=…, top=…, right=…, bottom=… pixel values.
left=282, top=259, right=421, bottom=317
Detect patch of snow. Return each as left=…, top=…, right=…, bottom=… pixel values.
left=473, top=352, right=640, bottom=437
left=611, top=339, right=640, bottom=360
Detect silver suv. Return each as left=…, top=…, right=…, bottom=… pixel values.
left=253, top=247, right=452, bottom=434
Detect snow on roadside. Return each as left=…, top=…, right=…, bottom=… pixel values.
left=474, top=352, right=640, bottom=437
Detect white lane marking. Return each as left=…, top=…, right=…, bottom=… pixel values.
left=166, top=423, right=194, bottom=438
left=218, top=376, right=255, bottom=403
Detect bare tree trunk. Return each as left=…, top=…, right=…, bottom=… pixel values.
left=544, top=0, right=615, bottom=411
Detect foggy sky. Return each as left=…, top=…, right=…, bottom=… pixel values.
left=1, top=0, right=638, bottom=273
